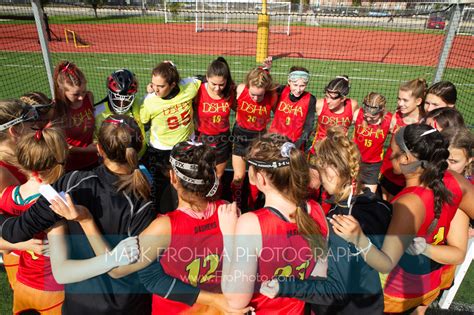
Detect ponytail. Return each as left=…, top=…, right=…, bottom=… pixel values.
left=247, top=133, right=326, bottom=257
left=292, top=204, right=328, bottom=258
left=401, top=124, right=452, bottom=228
left=421, top=158, right=451, bottom=227
left=99, top=114, right=150, bottom=200
left=207, top=57, right=235, bottom=99
left=116, top=147, right=150, bottom=200
left=16, top=125, right=67, bottom=184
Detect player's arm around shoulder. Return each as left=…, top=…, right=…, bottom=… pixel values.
left=236, top=83, right=246, bottom=99
left=315, top=98, right=324, bottom=116
left=350, top=98, right=359, bottom=112
left=221, top=211, right=262, bottom=309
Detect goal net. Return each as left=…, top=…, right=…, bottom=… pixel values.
left=192, top=0, right=291, bottom=35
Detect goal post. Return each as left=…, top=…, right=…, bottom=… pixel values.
left=193, top=0, right=291, bottom=35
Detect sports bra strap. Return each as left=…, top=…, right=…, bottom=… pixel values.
left=265, top=203, right=308, bottom=223
left=13, top=186, right=41, bottom=205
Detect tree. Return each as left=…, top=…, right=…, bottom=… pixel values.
left=40, top=0, right=50, bottom=9
left=87, top=0, right=105, bottom=18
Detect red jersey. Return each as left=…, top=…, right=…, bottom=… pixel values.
left=152, top=200, right=227, bottom=314
left=384, top=171, right=462, bottom=300
left=0, top=185, right=63, bottom=291
left=195, top=84, right=234, bottom=135
left=380, top=111, right=411, bottom=187
left=235, top=87, right=274, bottom=132
left=269, top=86, right=312, bottom=143
left=63, top=95, right=98, bottom=171
left=250, top=200, right=328, bottom=314
left=315, top=98, right=354, bottom=141
left=354, top=110, right=393, bottom=163
left=0, top=165, right=27, bottom=258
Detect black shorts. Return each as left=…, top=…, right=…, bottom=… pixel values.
left=198, top=132, right=232, bottom=164
left=360, top=162, right=382, bottom=185
left=231, top=124, right=264, bottom=157
left=379, top=175, right=404, bottom=196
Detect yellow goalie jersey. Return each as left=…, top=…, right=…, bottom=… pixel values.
left=140, top=78, right=201, bottom=149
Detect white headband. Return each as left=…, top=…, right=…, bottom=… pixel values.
left=169, top=156, right=219, bottom=197
left=288, top=71, right=309, bottom=82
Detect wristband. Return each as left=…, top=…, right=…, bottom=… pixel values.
left=350, top=237, right=373, bottom=258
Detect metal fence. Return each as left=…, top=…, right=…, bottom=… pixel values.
left=0, top=0, right=473, bottom=125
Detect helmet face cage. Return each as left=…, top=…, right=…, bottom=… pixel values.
left=108, top=91, right=135, bottom=114
left=107, top=69, right=138, bottom=114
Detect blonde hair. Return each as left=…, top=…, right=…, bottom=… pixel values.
left=20, top=92, right=55, bottom=125
left=247, top=133, right=327, bottom=257
left=245, top=67, right=277, bottom=91
left=98, top=115, right=150, bottom=200
left=16, top=126, right=67, bottom=184
left=310, top=126, right=361, bottom=204
left=0, top=99, right=27, bottom=165
left=399, top=78, right=427, bottom=115
left=19, top=92, right=51, bottom=106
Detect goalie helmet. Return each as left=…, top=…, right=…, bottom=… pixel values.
left=107, top=69, right=138, bottom=114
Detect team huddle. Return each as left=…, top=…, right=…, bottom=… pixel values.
left=0, top=57, right=473, bottom=315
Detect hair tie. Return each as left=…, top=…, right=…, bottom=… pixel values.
left=32, top=121, right=52, bottom=142
left=163, top=60, right=176, bottom=68
left=139, top=164, right=153, bottom=184
left=32, top=171, right=42, bottom=183
left=61, top=62, right=70, bottom=72
left=182, top=140, right=203, bottom=151
left=61, top=62, right=75, bottom=75
left=34, top=129, right=42, bottom=141
left=257, top=66, right=270, bottom=74
left=281, top=142, right=296, bottom=158
left=336, top=76, right=349, bottom=82
left=104, top=117, right=135, bottom=133
left=104, top=117, right=124, bottom=126
left=187, top=140, right=203, bottom=147
left=420, top=129, right=438, bottom=137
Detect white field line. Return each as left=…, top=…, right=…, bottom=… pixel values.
left=3, top=63, right=474, bottom=86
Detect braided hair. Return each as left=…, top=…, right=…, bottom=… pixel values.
left=310, top=126, right=361, bottom=205
left=53, top=61, right=87, bottom=117
left=170, top=142, right=217, bottom=203
left=401, top=124, right=452, bottom=223
left=247, top=133, right=327, bottom=257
